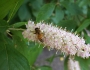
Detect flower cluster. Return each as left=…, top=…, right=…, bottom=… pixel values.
left=22, top=20, right=90, bottom=58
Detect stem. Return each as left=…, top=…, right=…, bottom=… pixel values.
left=8, top=28, right=25, bottom=31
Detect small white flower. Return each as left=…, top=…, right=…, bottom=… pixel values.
left=68, top=57, right=81, bottom=70
left=22, top=20, right=90, bottom=58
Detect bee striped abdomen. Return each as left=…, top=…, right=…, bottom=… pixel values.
left=35, top=27, right=44, bottom=42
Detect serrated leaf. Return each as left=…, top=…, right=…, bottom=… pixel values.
left=10, top=22, right=27, bottom=28
left=36, top=66, right=52, bottom=70
left=76, top=19, right=90, bottom=33
left=36, top=3, right=55, bottom=22
left=0, top=33, right=30, bottom=70
left=12, top=31, right=43, bottom=65
left=75, top=56, right=90, bottom=70
left=0, top=20, right=8, bottom=33
left=64, top=56, right=69, bottom=70
left=7, top=0, right=23, bottom=22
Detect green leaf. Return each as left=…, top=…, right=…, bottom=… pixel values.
left=30, top=0, right=43, bottom=10
left=27, top=43, right=43, bottom=65
left=64, top=56, right=69, bottom=70
left=36, top=66, right=52, bottom=70
left=0, top=20, right=8, bottom=33
left=0, top=0, right=23, bottom=20
left=58, top=20, right=77, bottom=31
left=84, top=34, right=90, bottom=44
left=18, top=5, right=31, bottom=21
left=76, top=19, right=90, bottom=33
left=46, top=55, right=55, bottom=63
left=61, top=1, right=82, bottom=15
left=75, top=56, right=90, bottom=70
left=12, top=31, right=43, bottom=65
left=10, top=22, right=27, bottom=28
left=31, top=0, right=44, bottom=17
left=52, top=6, right=64, bottom=24
left=0, top=0, right=12, bottom=19
left=87, top=8, right=90, bottom=18
left=0, top=33, right=30, bottom=70
left=7, top=0, right=23, bottom=22
left=36, top=3, right=55, bottom=22
left=79, top=0, right=90, bottom=7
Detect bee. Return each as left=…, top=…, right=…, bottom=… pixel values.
left=34, top=27, right=44, bottom=42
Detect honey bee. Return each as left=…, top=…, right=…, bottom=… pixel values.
left=34, top=27, right=44, bottom=42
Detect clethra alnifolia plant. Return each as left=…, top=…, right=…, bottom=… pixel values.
left=22, top=20, right=90, bottom=70
left=22, top=20, right=90, bottom=58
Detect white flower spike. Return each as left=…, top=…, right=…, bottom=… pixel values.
left=22, top=20, right=90, bottom=58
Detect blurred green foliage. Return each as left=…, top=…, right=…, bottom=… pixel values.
left=0, top=0, right=90, bottom=70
